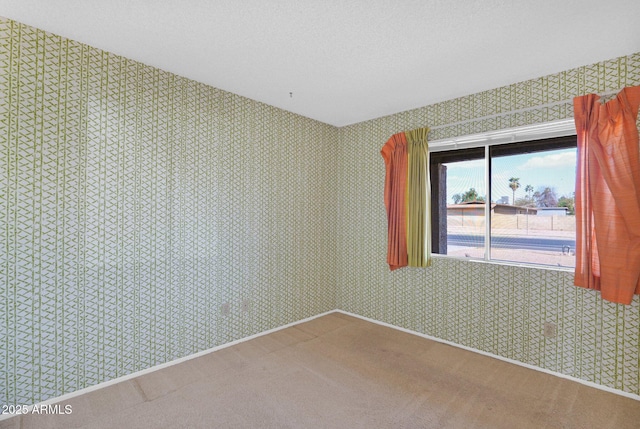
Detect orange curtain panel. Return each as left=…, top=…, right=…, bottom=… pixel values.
left=381, top=128, right=431, bottom=271
left=381, top=132, right=409, bottom=270
left=573, top=86, right=640, bottom=304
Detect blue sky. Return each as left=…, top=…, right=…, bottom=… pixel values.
left=444, top=147, right=576, bottom=205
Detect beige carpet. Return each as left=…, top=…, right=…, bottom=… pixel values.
left=3, top=312, right=640, bottom=429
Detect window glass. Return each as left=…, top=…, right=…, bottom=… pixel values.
left=490, top=147, right=576, bottom=267
left=444, top=158, right=485, bottom=259
left=430, top=136, right=577, bottom=269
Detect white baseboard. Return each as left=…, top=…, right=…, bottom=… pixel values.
left=334, top=309, right=640, bottom=402
left=0, top=309, right=335, bottom=421
left=3, top=306, right=637, bottom=423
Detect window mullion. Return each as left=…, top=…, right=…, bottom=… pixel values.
left=484, top=145, right=491, bottom=261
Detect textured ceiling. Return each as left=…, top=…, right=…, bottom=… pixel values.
left=1, top=0, right=639, bottom=126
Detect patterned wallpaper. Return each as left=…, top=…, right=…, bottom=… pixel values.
left=2, top=13, right=640, bottom=408
left=335, top=52, right=640, bottom=395
left=0, top=18, right=338, bottom=407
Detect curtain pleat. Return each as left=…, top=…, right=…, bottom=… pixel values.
left=406, top=128, right=431, bottom=268
left=381, top=133, right=408, bottom=270
left=381, top=127, right=431, bottom=270
left=573, top=86, right=640, bottom=304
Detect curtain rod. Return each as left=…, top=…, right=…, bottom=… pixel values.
left=401, top=126, right=430, bottom=134
left=429, top=88, right=623, bottom=131
left=428, top=118, right=576, bottom=152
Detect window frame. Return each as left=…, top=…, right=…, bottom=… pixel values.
left=428, top=119, right=577, bottom=270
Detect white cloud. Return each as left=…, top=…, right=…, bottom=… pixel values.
left=519, top=151, right=576, bottom=169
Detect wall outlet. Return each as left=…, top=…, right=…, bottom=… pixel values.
left=241, top=299, right=250, bottom=313
left=221, top=302, right=230, bottom=316
left=543, top=322, right=557, bottom=338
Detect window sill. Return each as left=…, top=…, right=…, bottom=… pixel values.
left=430, top=253, right=574, bottom=273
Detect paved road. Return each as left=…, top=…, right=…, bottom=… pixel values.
left=448, top=234, right=575, bottom=253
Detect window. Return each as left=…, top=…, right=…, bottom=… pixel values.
left=430, top=135, right=577, bottom=268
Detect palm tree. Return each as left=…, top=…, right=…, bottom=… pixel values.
left=525, top=184, right=533, bottom=200
left=508, top=177, right=520, bottom=205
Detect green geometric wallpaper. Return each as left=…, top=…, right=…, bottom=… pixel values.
left=0, top=17, right=338, bottom=407
left=2, top=13, right=640, bottom=408
left=335, top=52, right=640, bottom=395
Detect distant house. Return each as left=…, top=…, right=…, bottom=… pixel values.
left=495, top=204, right=538, bottom=215
left=447, top=202, right=489, bottom=216
left=535, top=207, right=568, bottom=216
left=447, top=202, right=570, bottom=216
left=447, top=201, right=538, bottom=216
